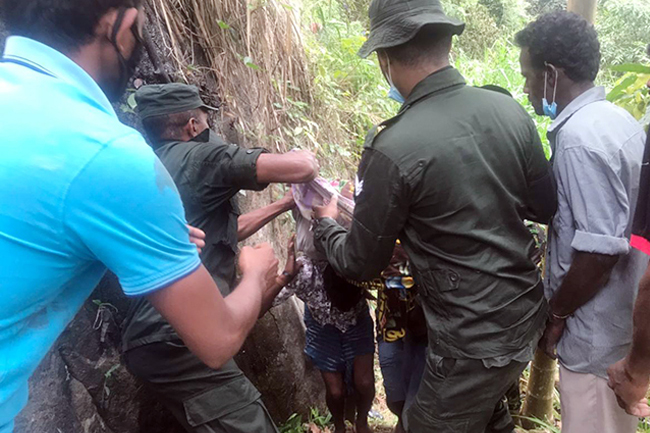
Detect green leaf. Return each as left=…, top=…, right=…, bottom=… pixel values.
left=127, top=93, right=137, bottom=110
left=607, top=75, right=638, bottom=102
left=217, top=20, right=230, bottom=30
left=243, top=56, right=261, bottom=71
left=92, top=299, right=102, bottom=306
left=610, top=63, right=650, bottom=74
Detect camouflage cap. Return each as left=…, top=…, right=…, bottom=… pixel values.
left=135, top=83, right=218, bottom=120
left=358, top=0, right=465, bottom=58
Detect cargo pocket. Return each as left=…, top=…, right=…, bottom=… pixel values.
left=183, top=376, right=263, bottom=430
left=217, top=400, right=278, bottom=433
left=428, top=352, right=458, bottom=381
left=413, top=267, right=461, bottom=308
left=430, top=268, right=461, bottom=293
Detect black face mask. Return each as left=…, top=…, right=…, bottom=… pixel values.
left=102, top=8, right=144, bottom=102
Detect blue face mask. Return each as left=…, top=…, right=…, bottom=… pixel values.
left=542, top=98, right=557, bottom=119
left=543, top=65, right=559, bottom=120
left=388, top=85, right=405, bottom=104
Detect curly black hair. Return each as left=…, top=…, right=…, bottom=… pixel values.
left=515, top=11, right=601, bottom=82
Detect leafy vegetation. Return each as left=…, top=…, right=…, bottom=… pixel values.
left=280, top=408, right=333, bottom=433
left=294, top=0, right=649, bottom=181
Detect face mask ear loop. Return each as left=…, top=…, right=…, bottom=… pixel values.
left=544, top=62, right=558, bottom=105
left=111, top=8, right=128, bottom=50
left=384, top=53, right=395, bottom=88
left=551, top=66, right=558, bottom=105
left=543, top=69, right=548, bottom=102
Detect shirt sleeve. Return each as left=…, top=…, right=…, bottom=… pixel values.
left=524, top=120, right=557, bottom=224
left=64, top=132, right=201, bottom=296
left=193, top=141, right=269, bottom=192
left=556, top=145, right=631, bottom=256
left=314, top=148, right=409, bottom=281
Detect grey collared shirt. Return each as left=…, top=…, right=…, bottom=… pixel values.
left=546, top=86, right=648, bottom=378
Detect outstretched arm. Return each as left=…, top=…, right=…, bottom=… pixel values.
left=313, top=149, right=408, bottom=281
left=256, top=150, right=319, bottom=184
left=238, top=189, right=295, bottom=241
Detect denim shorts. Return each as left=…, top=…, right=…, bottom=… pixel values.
left=304, top=306, right=375, bottom=373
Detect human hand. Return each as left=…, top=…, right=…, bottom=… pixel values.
left=607, top=358, right=650, bottom=417
left=313, top=194, right=339, bottom=221
left=187, top=225, right=206, bottom=253
left=239, top=243, right=279, bottom=291
left=538, top=315, right=566, bottom=359
left=280, top=187, right=296, bottom=210
left=276, top=235, right=300, bottom=287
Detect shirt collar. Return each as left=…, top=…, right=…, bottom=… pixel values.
left=403, top=66, right=466, bottom=109
left=2, top=36, right=116, bottom=117
left=547, top=86, right=605, bottom=135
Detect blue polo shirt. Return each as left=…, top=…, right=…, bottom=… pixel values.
left=0, top=37, right=201, bottom=431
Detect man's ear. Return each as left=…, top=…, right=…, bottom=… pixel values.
left=96, top=7, right=139, bottom=50
left=184, top=118, right=199, bottom=139
left=545, top=63, right=560, bottom=89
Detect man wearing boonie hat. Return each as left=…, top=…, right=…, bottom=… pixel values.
left=121, top=83, right=319, bottom=433
left=313, top=0, right=557, bottom=431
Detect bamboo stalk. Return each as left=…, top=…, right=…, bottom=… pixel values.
left=520, top=350, right=558, bottom=429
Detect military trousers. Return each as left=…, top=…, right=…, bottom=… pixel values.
left=406, top=350, right=527, bottom=433
left=124, top=340, right=278, bottom=433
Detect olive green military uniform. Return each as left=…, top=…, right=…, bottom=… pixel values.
left=121, top=84, right=277, bottom=433
left=316, top=66, right=555, bottom=433
left=313, top=2, right=556, bottom=431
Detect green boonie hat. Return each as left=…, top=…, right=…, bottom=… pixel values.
left=358, top=0, right=465, bottom=58
left=135, top=83, right=218, bottom=120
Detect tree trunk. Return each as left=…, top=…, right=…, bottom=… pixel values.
left=567, top=0, right=597, bottom=23
left=520, top=350, right=558, bottom=429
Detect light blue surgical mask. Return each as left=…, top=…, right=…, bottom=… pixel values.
left=543, top=64, right=559, bottom=120
left=384, top=55, right=405, bottom=104
left=388, top=85, right=405, bottom=104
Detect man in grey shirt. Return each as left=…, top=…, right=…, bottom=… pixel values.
left=517, top=12, right=648, bottom=433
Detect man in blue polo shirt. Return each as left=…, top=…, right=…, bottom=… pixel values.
left=0, top=1, right=281, bottom=432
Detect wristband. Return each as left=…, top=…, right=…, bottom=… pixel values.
left=551, top=311, right=571, bottom=320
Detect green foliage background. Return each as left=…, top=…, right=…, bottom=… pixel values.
left=293, top=0, right=650, bottom=178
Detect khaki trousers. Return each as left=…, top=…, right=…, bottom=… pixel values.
left=559, top=365, right=638, bottom=433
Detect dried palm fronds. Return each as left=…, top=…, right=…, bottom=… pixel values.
left=149, top=0, right=312, bottom=151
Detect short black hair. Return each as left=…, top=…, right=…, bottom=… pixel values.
left=141, top=109, right=204, bottom=144
left=2, top=0, right=141, bottom=53
left=382, top=24, right=454, bottom=66
left=515, top=11, right=600, bottom=82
